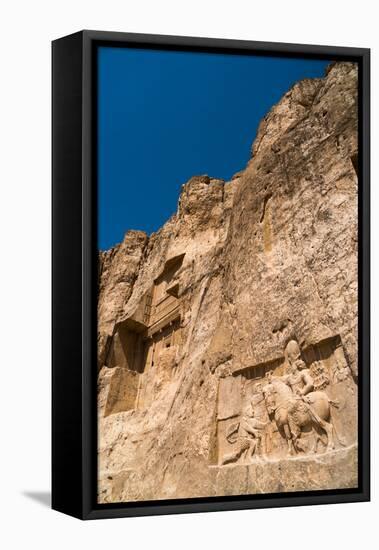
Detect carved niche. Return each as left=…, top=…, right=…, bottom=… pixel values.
left=98, top=254, right=185, bottom=416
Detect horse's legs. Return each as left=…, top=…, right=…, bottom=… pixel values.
left=311, top=432, right=319, bottom=454
left=283, top=422, right=296, bottom=455
left=309, top=395, right=340, bottom=452
left=323, top=420, right=335, bottom=451
left=288, top=415, right=302, bottom=453
left=311, top=424, right=324, bottom=454
left=261, top=434, right=268, bottom=458
left=313, top=417, right=335, bottom=452
left=249, top=440, right=257, bottom=460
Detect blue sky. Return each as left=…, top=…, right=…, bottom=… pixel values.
left=98, top=47, right=330, bottom=250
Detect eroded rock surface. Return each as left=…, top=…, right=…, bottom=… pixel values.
left=97, top=62, right=358, bottom=503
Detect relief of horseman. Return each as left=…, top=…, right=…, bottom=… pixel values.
left=263, top=340, right=343, bottom=456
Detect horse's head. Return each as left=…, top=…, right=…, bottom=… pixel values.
left=263, top=378, right=293, bottom=414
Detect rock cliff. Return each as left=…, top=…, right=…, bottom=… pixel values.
left=98, top=62, right=358, bottom=503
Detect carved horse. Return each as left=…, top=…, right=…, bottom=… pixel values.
left=263, top=379, right=341, bottom=455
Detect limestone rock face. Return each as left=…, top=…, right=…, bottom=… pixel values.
left=97, top=62, right=358, bottom=503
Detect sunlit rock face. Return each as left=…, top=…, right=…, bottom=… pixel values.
left=97, top=62, right=358, bottom=503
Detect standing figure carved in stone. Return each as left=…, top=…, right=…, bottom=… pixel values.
left=250, top=382, right=272, bottom=455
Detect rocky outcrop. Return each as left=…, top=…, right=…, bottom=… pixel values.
left=97, top=62, right=358, bottom=503
left=98, top=230, right=148, bottom=367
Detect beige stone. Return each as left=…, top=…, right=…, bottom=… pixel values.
left=97, top=62, right=358, bottom=503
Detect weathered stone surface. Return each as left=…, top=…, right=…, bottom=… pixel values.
left=99, top=445, right=357, bottom=502
left=97, top=62, right=358, bottom=503
left=98, top=230, right=148, bottom=367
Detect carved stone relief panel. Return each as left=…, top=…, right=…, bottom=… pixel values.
left=216, top=336, right=357, bottom=466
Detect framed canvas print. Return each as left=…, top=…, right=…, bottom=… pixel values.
left=52, top=30, right=370, bottom=520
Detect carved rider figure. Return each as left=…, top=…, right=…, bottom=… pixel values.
left=282, top=340, right=314, bottom=399
left=284, top=360, right=314, bottom=398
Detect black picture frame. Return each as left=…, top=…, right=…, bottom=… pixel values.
left=52, top=30, right=370, bottom=520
